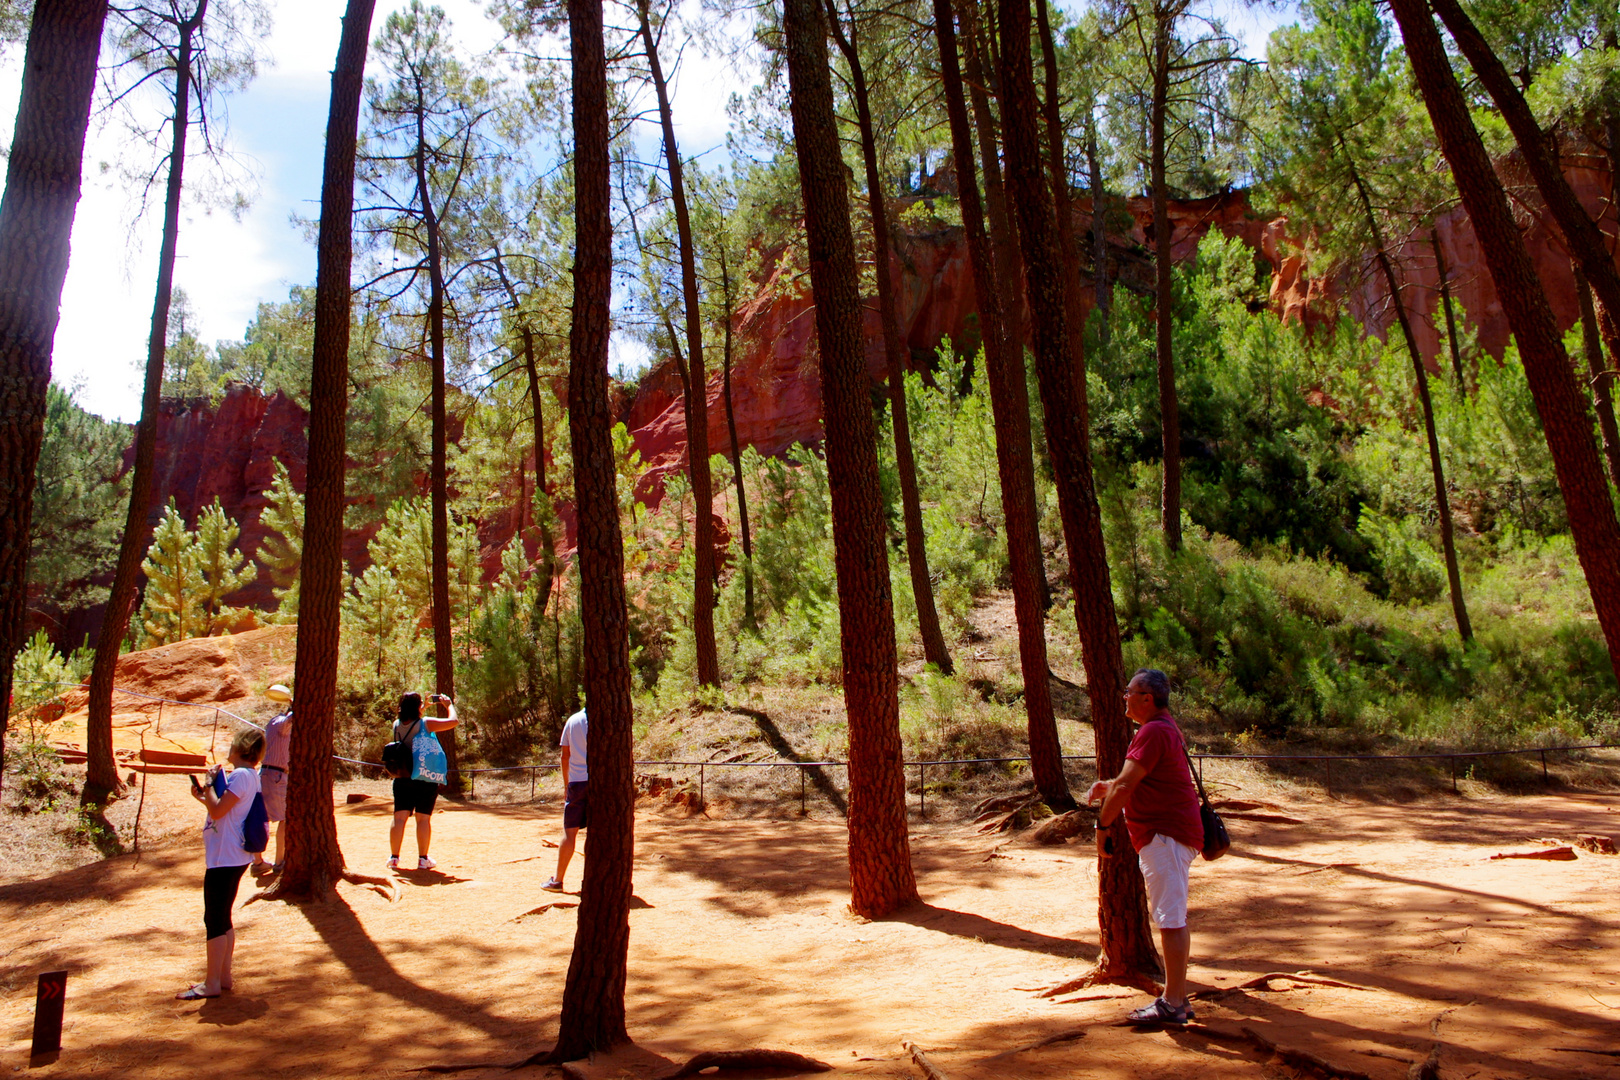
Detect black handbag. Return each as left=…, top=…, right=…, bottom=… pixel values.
left=1181, top=740, right=1231, bottom=861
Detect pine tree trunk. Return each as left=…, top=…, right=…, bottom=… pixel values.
left=1035, top=0, right=1089, bottom=435
left=995, top=0, right=1160, bottom=983
left=1391, top=0, right=1620, bottom=671
left=1428, top=0, right=1620, bottom=379
left=85, top=1, right=206, bottom=807
left=825, top=0, right=954, bottom=676
left=1430, top=227, right=1466, bottom=389
left=1574, top=265, right=1620, bottom=495
left=1342, top=150, right=1471, bottom=642
left=0, top=0, right=109, bottom=795
left=1149, top=8, right=1182, bottom=552
left=544, top=0, right=635, bottom=1059
left=635, top=0, right=719, bottom=688
left=933, top=0, right=1071, bottom=814
left=271, top=0, right=375, bottom=901
left=961, top=0, right=1025, bottom=365
left=1085, top=119, right=1111, bottom=337
left=718, top=244, right=755, bottom=632
left=963, top=0, right=1053, bottom=615
left=521, top=324, right=558, bottom=613
left=414, top=90, right=461, bottom=791
left=782, top=0, right=918, bottom=919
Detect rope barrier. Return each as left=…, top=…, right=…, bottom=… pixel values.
left=18, top=681, right=1617, bottom=809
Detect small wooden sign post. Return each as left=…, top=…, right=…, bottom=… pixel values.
left=31, top=970, right=67, bottom=1061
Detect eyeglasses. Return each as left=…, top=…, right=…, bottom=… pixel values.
left=1124, top=689, right=1154, bottom=697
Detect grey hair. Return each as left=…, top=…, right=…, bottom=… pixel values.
left=1132, top=667, right=1171, bottom=708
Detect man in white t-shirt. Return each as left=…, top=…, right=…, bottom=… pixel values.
left=542, top=709, right=587, bottom=893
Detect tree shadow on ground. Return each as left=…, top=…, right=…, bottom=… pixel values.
left=727, top=705, right=848, bottom=817
left=884, top=900, right=1097, bottom=960
left=296, top=893, right=529, bottom=1043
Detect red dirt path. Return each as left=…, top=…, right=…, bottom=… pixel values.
left=2, top=781, right=1617, bottom=1079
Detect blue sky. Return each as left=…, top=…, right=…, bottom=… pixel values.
left=0, top=0, right=1293, bottom=423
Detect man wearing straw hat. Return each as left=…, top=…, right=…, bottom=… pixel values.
left=252, top=684, right=294, bottom=876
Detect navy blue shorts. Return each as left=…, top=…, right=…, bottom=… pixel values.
left=563, top=781, right=589, bottom=830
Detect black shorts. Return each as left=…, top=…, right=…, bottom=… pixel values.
left=563, top=781, right=589, bottom=830
left=203, top=864, right=247, bottom=940
left=393, top=777, right=439, bottom=815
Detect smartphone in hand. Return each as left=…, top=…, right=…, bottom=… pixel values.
left=189, top=773, right=202, bottom=791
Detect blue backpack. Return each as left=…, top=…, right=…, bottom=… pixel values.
left=243, top=792, right=270, bottom=854
left=213, top=768, right=270, bottom=853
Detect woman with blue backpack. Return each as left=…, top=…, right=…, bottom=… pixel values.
left=179, top=726, right=265, bottom=1001
left=386, top=691, right=458, bottom=871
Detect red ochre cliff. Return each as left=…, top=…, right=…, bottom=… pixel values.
left=91, top=158, right=1618, bottom=631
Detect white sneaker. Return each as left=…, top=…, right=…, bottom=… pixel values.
left=386, top=855, right=398, bottom=870
left=418, top=855, right=436, bottom=871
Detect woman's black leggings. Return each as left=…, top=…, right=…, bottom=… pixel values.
left=203, top=865, right=248, bottom=940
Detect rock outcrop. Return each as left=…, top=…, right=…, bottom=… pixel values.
left=70, top=158, right=1616, bottom=645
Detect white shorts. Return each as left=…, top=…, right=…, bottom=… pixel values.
left=1138, top=833, right=1197, bottom=930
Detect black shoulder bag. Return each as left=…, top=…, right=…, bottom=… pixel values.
left=382, top=718, right=419, bottom=779
left=1181, top=740, right=1231, bottom=861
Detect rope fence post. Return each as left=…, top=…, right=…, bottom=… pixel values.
left=531, top=767, right=536, bottom=800
left=699, top=762, right=705, bottom=810
left=799, top=766, right=806, bottom=816
left=1325, top=757, right=1333, bottom=798
left=210, top=707, right=220, bottom=760
left=1451, top=756, right=1457, bottom=793
left=1540, top=748, right=1548, bottom=783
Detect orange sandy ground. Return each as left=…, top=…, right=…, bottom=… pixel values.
left=2, top=779, right=1617, bottom=1080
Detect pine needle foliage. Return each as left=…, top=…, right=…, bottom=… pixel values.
left=258, top=459, right=304, bottom=622
left=139, top=500, right=206, bottom=645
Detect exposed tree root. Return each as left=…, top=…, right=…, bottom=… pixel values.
left=660, top=1049, right=833, bottom=1077
left=1195, top=971, right=1375, bottom=996
left=1039, top=966, right=1162, bottom=999
left=342, top=870, right=400, bottom=901
left=972, top=791, right=1049, bottom=834
left=1553, top=1048, right=1620, bottom=1057
left=901, top=1040, right=951, bottom=1080
left=1031, top=810, right=1091, bottom=845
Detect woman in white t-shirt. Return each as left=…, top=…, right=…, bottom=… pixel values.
left=178, top=727, right=264, bottom=1001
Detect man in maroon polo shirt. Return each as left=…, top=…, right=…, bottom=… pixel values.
left=1087, top=667, right=1204, bottom=1025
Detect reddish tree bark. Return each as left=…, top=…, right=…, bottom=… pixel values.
left=782, top=0, right=918, bottom=919
left=1148, top=5, right=1183, bottom=552
left=933, top=0, right=1071, bottom=814
left=1428, top=0, right=1620, bottom=375
left=85, top=0, right=208, bottom=807
left=634, top=0, right=719, bottom=688
left=961, top=0, right=1025, bottom=364
left=544, top=0, right=635, bottom=1058
left=1034, top=0, right=1089, bottom=431
left=270, top=0, right=377, bottom=900
left=1390, top=0, right=1620, bottom=670
left=995, top=0, right=1160, bottom=984
left=0, top=0, right=109, bottom=793
left=1574, top=265, right=1620, bottom=495
left=824, top=0, right=954, bottom=676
